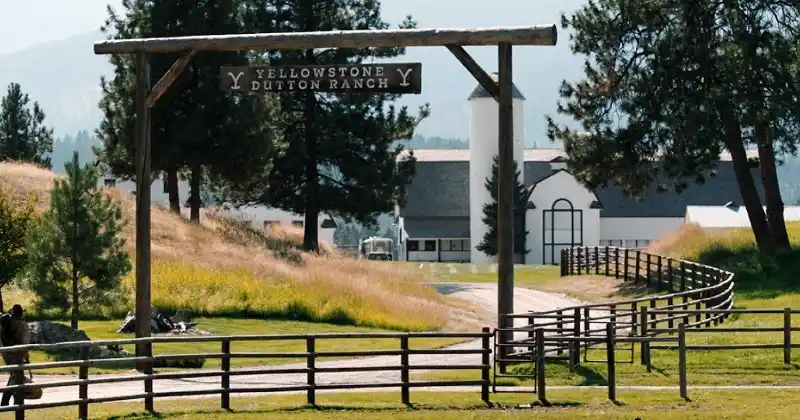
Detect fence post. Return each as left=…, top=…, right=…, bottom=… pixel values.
left=614, top=248, right=620, bottom=278
left=649, top=299, right=657, bottom=331
left=560, top=250, right=567, bottom=276
left=682, top=295, right=689, bottom=325
left=582, top=307, right=590, bottom=363
left=635, top=250, right=641, bottom=281
left=667, top=259, right=674, bottom=292
left=604, top=246, right=610, bottom=274
left=695, top=301, right=702, bottom=327
left=640, top=307, right=650, bottom=371
left=667, top=297, right=674, bottom=334
left=535, top=328, right=546, bottom=405
left=605, top=323, right=616, bottom=402
left=594, top=247, right=600, bottom=274
left=221, top=339, right=231, bottom=410
left=623, top=249, right=629, bottom=280
left=646, top=254, right=652, bottom=286
left=656, top=255, right=663, bottom=291
left=680, top=261, right=686, bottom=291
left=481, top=327, right=491, bottom=406
left=306, top=337, right=316, bottom=406
left=144, top=341, right=153, bottom=412
left=79, top=346, right=89, bottom=420
left=570, top=308, right=581, bottom=371
left=400, top=335, right=410, bottom=405
left=678, top=323, right=688, bottom=400
left=556, top=311, right=564, bottom=356
left=785, top=308, right=792, bottom=366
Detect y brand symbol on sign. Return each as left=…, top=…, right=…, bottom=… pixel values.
left=396, top=68, right=413, bottom=87
left=228, top=72, right=245, bottom=90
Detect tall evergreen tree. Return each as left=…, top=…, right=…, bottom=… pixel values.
left=0, top=82, right=54, bottom=168
left=96, top=0, right=278, bottom=221
left=26, top=152, right=131, bottom=329
left=236, top=0, right=429, bottom=252
left=547, top=0, right=800, bottom=256
left=476, top=155, right=531, bottom=257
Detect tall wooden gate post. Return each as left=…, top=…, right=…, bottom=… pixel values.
left=133, top=51, right=152, bottom=375
left=496, top=42, right=515, bottom=357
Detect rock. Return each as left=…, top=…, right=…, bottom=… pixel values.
left=28, top=321, right=90, bottom=345
left=27, top=321, right=130, bottom=359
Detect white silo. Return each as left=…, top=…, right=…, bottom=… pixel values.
left=468, top=73, right=526, bottom=265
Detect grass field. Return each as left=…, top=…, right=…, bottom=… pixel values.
left=0, top=162, right=455, bottom=332
left=6, top=389, right=800, bottom=419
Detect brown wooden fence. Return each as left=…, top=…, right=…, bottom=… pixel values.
left=497, top=246, right=798, bottom=400
left=0, top=329, right=492, bottom=419
left=497, top=246, right=735, bottom=365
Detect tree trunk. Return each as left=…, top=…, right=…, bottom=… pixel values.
left=755, top=120, right=792, bottom=255
left=302, top=68, right=319, bottom=252
left=723, top=113, right=774, bottom=254
left=0, top=287, right=5, bottom=313
left=189, top=165, right=202, bottom=223
left=71, top=264, right=79, bottom=330
left=167, top=168, right=181, bottom=215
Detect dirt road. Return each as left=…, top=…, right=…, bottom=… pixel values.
left=27, top=283, right=586, bottom=405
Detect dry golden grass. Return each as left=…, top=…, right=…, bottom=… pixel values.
left=0, top=162, right=451, bottom=331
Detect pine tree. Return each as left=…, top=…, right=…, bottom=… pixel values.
left=0, top=186, right=36, bottom=312
left=547, top=0, right=800, bottom=256
left=0, top=82, right=54, bottom=168
left=96, top=0, right=277, bottom=221
left=476, top=155, right=531, bottom=257
left=235, top=0, right=429, bottom=252
left=26, top=152, right=131, bottom=329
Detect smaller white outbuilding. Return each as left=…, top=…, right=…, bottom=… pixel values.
left=684, top=203, right=800, bottom=232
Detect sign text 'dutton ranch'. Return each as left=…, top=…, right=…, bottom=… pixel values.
left=220, top=63, right=422, bottom=94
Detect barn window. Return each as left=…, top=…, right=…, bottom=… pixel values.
left=424, top=240, right=436, bottom=251
left=407, top=240, right=420, bottom=251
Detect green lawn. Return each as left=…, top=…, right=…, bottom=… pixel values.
left=28, top=318, right=467, bottom=375
left=7, top=389, right=800, bottom=419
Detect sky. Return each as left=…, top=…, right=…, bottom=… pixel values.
left=0, top=0, right=122, bottom=54
left=0, top=0, right=586, bottom=141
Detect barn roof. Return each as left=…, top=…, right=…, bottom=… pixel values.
left=399, top=148, right=764, bottom=238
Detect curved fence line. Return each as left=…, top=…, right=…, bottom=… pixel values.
left=497, top=246, right=735, bottom=367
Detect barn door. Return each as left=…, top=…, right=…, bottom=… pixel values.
left=542, top=198, right=583, bottom=265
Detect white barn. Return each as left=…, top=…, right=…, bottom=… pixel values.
left=103, top=177, right=337, bottom=245
left=395, top=78, right=762, bottom=265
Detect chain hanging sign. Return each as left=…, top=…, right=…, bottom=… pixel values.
left=220, top=63, right=421, bottom=94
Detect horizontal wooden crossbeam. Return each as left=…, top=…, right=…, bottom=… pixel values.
left=94, top=25, right=557, bottom=55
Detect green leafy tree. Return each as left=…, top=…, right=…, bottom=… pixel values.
left=476, top=155, right=531, bottom=257
left=26, top=152, right=131, bottom=329
left=97, top=0, right=277, bottom=221
left=547, top=0, right=800, bottom=256
left=0, top=82, right=54, bottom=168
left=234, top=0, right=429, bottom=252
left=0, top=187, right=36, bottom=312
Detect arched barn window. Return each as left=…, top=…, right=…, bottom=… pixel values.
left=542, top=198, right=583, bottom=265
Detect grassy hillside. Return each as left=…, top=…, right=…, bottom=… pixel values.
left=0, top=162, right=452, bottom=331
left=648, top=222, right=800, bottom=300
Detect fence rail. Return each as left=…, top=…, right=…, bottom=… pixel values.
left=0, top=329, right=493, bottom=419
